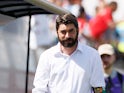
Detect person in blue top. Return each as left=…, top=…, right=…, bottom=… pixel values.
left=98, top=43, right=124, bottom=93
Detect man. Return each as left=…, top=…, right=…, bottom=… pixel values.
left=32, top=13, right=105, bottom=93
left=98, top=44, right=124, bottom=93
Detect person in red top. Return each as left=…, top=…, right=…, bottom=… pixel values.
left=89, top=1, right=117, bottom=47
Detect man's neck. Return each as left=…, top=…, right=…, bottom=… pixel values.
left=104, top=67, right=113, bottom=76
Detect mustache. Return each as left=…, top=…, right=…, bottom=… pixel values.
left=64, top=38, right=73, bottom=41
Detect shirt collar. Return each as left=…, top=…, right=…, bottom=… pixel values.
left=55, top=42, right=61, bottom=53
left=77, top=41, right=84, bottom=53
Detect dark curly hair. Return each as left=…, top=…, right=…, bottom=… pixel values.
left=56, top=13, right=79, bottom=31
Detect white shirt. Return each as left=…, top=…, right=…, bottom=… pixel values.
left=32, top=42, right=105, bottom=93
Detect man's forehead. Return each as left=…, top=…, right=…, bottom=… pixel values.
left=58, top=24, right=75, bottom=30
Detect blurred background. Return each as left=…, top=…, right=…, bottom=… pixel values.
left=0, top=0, right=124, bottom=93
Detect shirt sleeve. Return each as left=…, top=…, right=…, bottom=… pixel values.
left=90, top=51, right=105, bottom=88
left=32, top=52, right=50, bottom=93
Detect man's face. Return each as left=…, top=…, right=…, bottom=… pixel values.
left=112, top=5, right=117, bottom=12
left=101, top=54, right=115, bottom=69
left=57, top=23, right=78, bottom=48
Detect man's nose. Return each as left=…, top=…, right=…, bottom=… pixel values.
left=102, top=56, right=109, bottom=62
left=65, top=32, right=71, bottom=38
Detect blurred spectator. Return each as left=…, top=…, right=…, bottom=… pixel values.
left=48, top=0, right=64, bottom=7
left=30, top=15, right=57, bottom=63
left=115, top=21, right=124, bottom=61
left=88, top=1, right=118, bottom=48
left=63, top=0, right=82, bottom=17
left=96, top=0, right=107, bottom=14
left=77, top=6, right=91, bottom=44
left=30, top=15, right=56, bottom=50
left=77, top=6, right=91, bottom=32
left=98, top=44, right=124, bottom=93
left=116, top=21, right=124, bottom=53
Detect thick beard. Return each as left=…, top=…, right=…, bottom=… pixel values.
left=58, top=33, right=78, bottom=48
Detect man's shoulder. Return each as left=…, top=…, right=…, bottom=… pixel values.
left=117, top=71, right=124, bottom=80
left=42, top=45, right=59, bottom=55
left=111, top=71, right=124, bottom=83
left=114, top=71, right=124, bottom=85
left=81, top=43, right=98, bottom=53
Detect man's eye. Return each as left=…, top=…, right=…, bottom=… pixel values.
left=60, top=31, right=66, bottom=34
left=69, top=29, right=74, bottom=33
